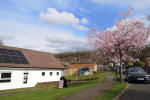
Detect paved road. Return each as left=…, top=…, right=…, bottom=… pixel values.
left=119, top=82, right=150, bottom=100
left=118, top=73, right=150, bottom=100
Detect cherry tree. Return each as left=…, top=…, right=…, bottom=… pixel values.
left=87, top=8, right=150, bottom=82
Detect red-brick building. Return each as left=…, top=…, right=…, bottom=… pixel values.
left=140, top=52, right=150, bottom=66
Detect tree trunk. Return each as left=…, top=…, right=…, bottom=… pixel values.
left=120, top=52, right=124, bottom=83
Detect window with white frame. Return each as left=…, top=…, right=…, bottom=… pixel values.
left=50, top=72, right=53, bottom=76
left=42, top=72, right=45, bottom=76
left=56, top=72, right=59, bottom=75
left=0, top=72, right=12, bottom=83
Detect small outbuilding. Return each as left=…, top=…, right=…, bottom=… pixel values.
left=69, top=58, right=97, bottom=76
left=0, top=45, right=65, bottom=90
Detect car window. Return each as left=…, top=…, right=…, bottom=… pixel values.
left=128, top=68, right=144, bottom=72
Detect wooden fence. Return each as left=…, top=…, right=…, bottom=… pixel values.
left=63, top=69, right=70, bottom=76
left=144, top=66, right=150, bottom=74
left=97, top=65, right=107, bottom=71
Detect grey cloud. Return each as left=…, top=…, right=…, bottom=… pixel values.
left=46, top=37, right=92, bottom=53
left=45, top=34, right=70, bottom=43
left=0, top=35, right=14, bottom=40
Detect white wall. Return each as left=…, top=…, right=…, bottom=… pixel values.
left=0, top=68, right=63, bottom=90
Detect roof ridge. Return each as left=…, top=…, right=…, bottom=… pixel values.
left=0, top=45, right=52, bottom=54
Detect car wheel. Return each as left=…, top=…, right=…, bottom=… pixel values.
left=144, top=81, right=147, bottom=84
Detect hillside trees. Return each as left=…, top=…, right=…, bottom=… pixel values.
left=54, top=51, right=92, bottom=61
left=87, top=8, right=150, bottom=82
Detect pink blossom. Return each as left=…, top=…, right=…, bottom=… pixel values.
left=87, top=7, right=150, bottom=76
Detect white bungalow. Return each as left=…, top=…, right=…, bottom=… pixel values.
left=0, top=45, right=65, bottom=90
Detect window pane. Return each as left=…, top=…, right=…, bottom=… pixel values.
left=1, top=73, right=11, bottom=78
left=42, top=72, right=45, bottom=76
left=24, top=73, right=28, bottom=75
left=57, top=72, right=59, bottom=75
left=0, top=80, right=11, bottom=83
left=50, top=72, right=53, bottom=75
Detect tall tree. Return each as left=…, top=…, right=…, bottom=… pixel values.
left=87, top=8, right=150, bottom=82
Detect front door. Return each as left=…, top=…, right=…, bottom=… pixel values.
left=23, top=72, right=28, bottom=84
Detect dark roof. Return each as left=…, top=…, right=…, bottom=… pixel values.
left=71, top=59, right=95, bottom=64
left=78, top=66, right=90, bottom=69
left=0, top=45, right=65, bottom=69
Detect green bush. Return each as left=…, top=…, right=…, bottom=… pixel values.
left=139, top=62, right=145, bottom=67
left=133, top=61, right=139, bottom=66
left=128, top=63, right=133, bottom=66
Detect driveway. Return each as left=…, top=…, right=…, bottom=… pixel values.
left=119, top=75, right=150, bottom=100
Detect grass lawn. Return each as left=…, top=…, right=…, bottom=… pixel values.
left=65, top=71, right=105, bottom=80
left=95, top=69, right=127, bottom=100
left=0, top=82, right=59, bottom=94
left=0, top=72, right=106, bottom=100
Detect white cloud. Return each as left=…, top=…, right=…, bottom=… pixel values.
left=46, top=43, right=61, bottom=48
left=91, top=0, right=150, bottom=9
left=45, top=34, right=70, bottom=43
left=80, top=18, right=89, bottom=25
left=46, top=33, right=92, bottom=53
left=72, top=24, right=89, bottom=31
left=0, top=35, right=14, bottom=40
left=80, top=7, right=90, bottom=13
left=39, top=8, right=89, bottom=31
left=91, top=0, right=114, bottom=5
left=0, top=19, right=91, bottom=53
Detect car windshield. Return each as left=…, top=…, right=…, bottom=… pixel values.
left=128, top=68, right=144, bottom=72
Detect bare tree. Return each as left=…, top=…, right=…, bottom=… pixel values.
left=0, top=38, right=3, bottom=45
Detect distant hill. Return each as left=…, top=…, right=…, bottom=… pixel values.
left=54, top=50, right=107, bottom=65
left=54, top=51, right=92, bottom=61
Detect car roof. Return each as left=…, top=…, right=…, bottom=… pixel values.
left=128, top=67, right=142, bottom=69
left=126, top=66, right=140, bottom=69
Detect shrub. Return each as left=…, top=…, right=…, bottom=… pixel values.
left=139, top=62, right=145, bottom=67
left=133, top=61, right=139, bottom=66
left=128, top=63, right=133, bottom=66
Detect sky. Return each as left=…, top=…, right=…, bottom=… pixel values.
left=0, top=0, right=150, bottom=54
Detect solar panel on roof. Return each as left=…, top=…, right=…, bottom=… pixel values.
left=7, top=49, right=17, bottom=56
left=0, top=48, right=29, bottom=64
left=19, top=56, right=27, bottom=60
left=1, top=55, right=11, bottom=59
left=13, top=59, right=22, bottom=64
left=0, top=48, right=8, bottom=55
left=15, top=50, right=24, bottom=56
left=3, top=58, right=13, bottom=63
left=10, top=56, right=19, bottom=60
left=21, top=60, right=29, bottom=64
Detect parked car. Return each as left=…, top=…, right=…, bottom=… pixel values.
left=112, top=66, right=117, bottom=71
left=125, top=66, right=150, bottom=83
